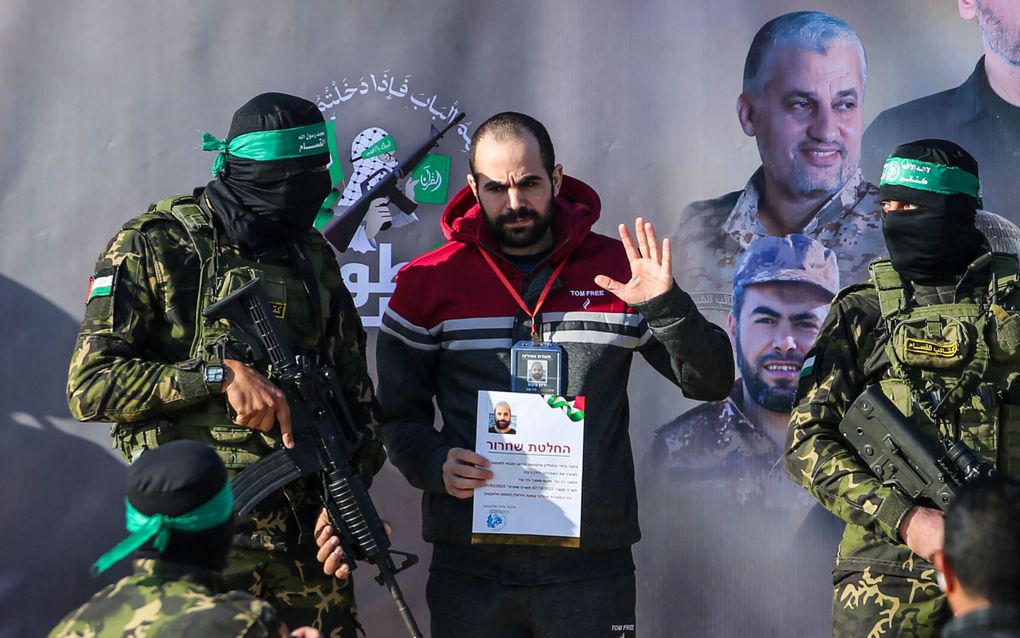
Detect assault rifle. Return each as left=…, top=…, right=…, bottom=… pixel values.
left=204, top=279, right=422, bottom=638
left=839, top=385, right=994, bottom=511
left=324, top=111, right=466, bottom=252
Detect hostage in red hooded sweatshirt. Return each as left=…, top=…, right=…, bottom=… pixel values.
left=371, top=112, right=732, bottom=637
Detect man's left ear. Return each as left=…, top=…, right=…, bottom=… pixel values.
left=933, top=550, right=955, bottom=594
left=466, top=172, right=479, bottom=201
left=958, top=0, right=977, bottom=21
left=552, top=164, right=564, bottom=197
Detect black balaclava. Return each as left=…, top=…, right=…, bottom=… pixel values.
left=878, top=139, right=989, bottom=285
left=130, top=440, right=234, bottom=572
left=204, top=92, right=332, bottom=253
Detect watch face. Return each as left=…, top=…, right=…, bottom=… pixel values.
left=206, top=366, right=224, bottom=384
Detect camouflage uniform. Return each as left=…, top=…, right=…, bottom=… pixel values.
left=67, top=194, right=386, bottom=637
left=650, top=379, right=818, bottom=518
left=49, top=559, right=282, bottom=638
left=650, top=381, right=775, bottom=497
left=786, top=253, right=1020, bottom=638
left=672, top=169, right=886, bottom=328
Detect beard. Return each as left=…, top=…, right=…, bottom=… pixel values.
left=978, top=1, right=1020, bottom=67
left=735, top=335, right=803, bottom=414
left=485, top=202, right=554, bottom=249
left=781, top=143, right=853, bottom=201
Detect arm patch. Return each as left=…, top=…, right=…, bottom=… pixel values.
left=83, top=265, right=118, bottom=326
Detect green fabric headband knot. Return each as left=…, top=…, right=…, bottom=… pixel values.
left=880, top=156, right=983, bottom=208
left=91, top=482, right=234, bottom=575
left=201, top=122, right=330, bottom=176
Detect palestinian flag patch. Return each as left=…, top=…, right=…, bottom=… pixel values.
left=87, top=267, right=116, bottom=302
left=799, top=355, right=815, bottom=378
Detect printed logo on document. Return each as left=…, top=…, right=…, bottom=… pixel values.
left=485, top=510, right=507, bottom=531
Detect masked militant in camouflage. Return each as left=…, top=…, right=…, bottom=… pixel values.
left=66, top=93, right=385, bottom=637
left=786, top=140, right=1020, bottom=638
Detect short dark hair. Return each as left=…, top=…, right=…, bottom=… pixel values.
left=743, top=11, right=866, bottom=98
left=469, top=112, right=556, bottom=178
left=944, top=475, right=1020, bottom=605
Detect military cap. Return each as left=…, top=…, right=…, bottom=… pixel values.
left=733, top=234, right=839, bottom=297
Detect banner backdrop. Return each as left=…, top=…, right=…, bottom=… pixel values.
left=0, top=1, right=995, bottom=636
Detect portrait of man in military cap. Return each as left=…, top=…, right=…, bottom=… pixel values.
left=650, top=233, right=839, bottom=505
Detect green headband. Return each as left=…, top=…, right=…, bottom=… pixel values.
left=201, top=122, right=329, bottom=176
left=359, top=134, right=396, bottom=160
left=880, top=156, right=983, bottom=207
left=91, top=482, right=234, bottom=575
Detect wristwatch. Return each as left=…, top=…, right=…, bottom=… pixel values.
left=204, top=362, right=226, bottom=394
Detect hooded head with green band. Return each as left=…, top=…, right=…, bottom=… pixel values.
left=879, top=139, right=990, bottom=284
left=202, top=92, right=332, bottom=252
left=92, top=440, right=235, bottom=575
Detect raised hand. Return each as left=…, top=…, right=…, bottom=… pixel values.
left=594, top=217, right=673, bottom=305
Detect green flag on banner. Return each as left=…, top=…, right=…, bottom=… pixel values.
left=411, top=154, right=451, bottom=205
left=325, top=119, right=344, bottom=185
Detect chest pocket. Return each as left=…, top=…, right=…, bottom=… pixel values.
left=989, top=304, right=1020, bottom=363
left=214, top=259, right=331, bottom=356
left=890, top=315, right=974, bottom=370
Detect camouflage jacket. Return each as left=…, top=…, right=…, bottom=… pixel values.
left=785, top=274, right=992, bottom=580
left=649, top=380, right=817, bottom=516
left=67, top=193, right=386, bottom=550
left=650, top=380, right=775, bottom=485
left=49, top=559, right=283, bottom=637
left=671, top=168, right=886, bottom=328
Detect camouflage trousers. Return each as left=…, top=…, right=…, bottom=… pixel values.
left=833, top=568, right=950, bottom=638
left=224, top=545, right=360, bottom=638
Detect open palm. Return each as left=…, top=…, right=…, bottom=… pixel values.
left=595, top=217, right=673, bottom=305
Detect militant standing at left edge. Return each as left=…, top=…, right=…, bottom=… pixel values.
left=66, top=93, right=386, bottom=636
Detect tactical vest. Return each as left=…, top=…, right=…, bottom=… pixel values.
left=113, top=195, right=333, bottom=468
left=869, top=254, right=1020, bottom=473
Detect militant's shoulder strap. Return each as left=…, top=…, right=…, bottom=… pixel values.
left=989, top=253, right=1020, bottom=302
left=869, top=258, right=908, bottom=321
left=131, top=195, right=221, bottom=358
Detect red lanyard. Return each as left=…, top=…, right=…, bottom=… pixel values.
left=478, top=248, right=568, bottom=342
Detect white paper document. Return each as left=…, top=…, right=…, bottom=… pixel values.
left=472, top=390, right=586, bottom=542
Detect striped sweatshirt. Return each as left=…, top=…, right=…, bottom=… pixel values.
left=377, top=175, right=733, bottom=555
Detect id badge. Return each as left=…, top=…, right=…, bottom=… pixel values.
left=511, top=340, right=563, bottom=395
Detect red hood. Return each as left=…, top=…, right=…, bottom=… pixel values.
left=440, top=175, right=602, bottom=260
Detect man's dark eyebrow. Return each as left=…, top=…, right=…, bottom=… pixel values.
left=782, top=90, right=818, bottom=101
left=750, top=306, right=782, bottom=318
left=782, top=87, right=859, bottom=102
left=750, top=304, right=820, bottom=322
left=482, top=173, right=545, bottom=188
left=790, top=311, right=821, bottom=323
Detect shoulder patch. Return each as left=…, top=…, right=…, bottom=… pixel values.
left=87, top=266, right=117, bottom=302
left=799, top=355, right=815, bottom=378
